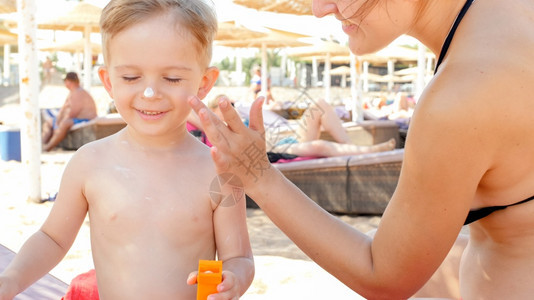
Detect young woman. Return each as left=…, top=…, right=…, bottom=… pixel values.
left=189, top=0, right=534, bottom=298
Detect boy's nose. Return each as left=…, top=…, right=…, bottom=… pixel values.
left=143, top=87, right=155, bottom=98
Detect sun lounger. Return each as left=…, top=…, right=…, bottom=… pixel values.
left=1, top=243, right=68, bottom=299
left=266, top=149, right=404, bottom=215
left=59, top=113, right=126, bottom=150
left=346, top=149, right=404, bottom=214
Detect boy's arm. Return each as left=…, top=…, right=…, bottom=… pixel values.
left=0, top=231, right=74, bottom=297
left=212, top=190, right=254, bottom=297
left=0, top=152, right=89, bottom=297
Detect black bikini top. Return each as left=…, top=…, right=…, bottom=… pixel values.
left=465, top=196, right=534, bottom=225
left=434, top=0, right=534, bottom=224
left=434, top=0, right=475, bottom=74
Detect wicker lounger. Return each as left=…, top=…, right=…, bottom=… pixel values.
left=60, top=113, right=126, bottom=150
left=1, top=244, right=68, bottom=299
left=346, top=149, right=404, bottom=215
left=254, top=149, right=404, bottom=215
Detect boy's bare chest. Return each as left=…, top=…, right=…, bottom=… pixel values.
left=84, top=161, right=214, bottom=240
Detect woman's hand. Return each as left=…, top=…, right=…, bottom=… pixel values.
left=188, top=96, right=271, bottom=189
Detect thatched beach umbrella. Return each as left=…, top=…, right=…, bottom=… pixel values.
left=37, top=2, right=101, bottom=33
left=215, top=21, right=267, bottom=86
left=233, top=0, right=312, bottom=15
left=0, top=0, right=16, bottom=14
left=40, top=39, right=102, bottom=54
left=287, top=41, right=366, bottom=120
left=329, top=65, right=351, bottom=87
left=40, top=39, right=102, bottom=76
left=359, top=44, right=422, bottom=65
left=38, top=2, right=102, bottom=89
left=0, top=27, right=17, bottom=44
left=216, top=20, right=266, bottom=41
left=217, top=27, right=310, bottom=96
left=359, top=44, right=434, bottom=93
left=329, top=65, right=351, bottom=76
left=287, top=40, right=351, bottom=102
left=0, top=27, right=17, bottom=85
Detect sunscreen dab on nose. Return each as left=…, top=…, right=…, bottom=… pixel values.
left=143, top=87, right=154, bottom=97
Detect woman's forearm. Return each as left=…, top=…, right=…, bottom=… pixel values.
left=244, top=167, right=385, bottom=295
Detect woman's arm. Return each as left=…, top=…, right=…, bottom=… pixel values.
left=188, top=81, right=490, bottom=298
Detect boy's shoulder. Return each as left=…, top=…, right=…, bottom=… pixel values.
left=69, top=131, right=121, bottom=164
left=183, top=138, right=218, bottom=170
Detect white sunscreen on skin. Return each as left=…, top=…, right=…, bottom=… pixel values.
left=143, top=87, right=154, bottom=97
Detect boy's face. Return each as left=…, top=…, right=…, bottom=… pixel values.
left=99, top=13, right=218, bottom=138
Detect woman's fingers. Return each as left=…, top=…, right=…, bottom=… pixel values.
left=216, top=96, right=248, bottom=134
left=188, top=95, right=271, bottom=187
left=188, top=96, right=231, bottom=148
left=248, top=97, right=265, bottom=135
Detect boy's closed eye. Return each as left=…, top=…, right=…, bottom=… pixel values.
left=164, top=77, right=182, bottom=84
left=122, top=76, right=140, bottom=82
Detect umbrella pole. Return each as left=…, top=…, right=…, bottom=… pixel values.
left=416, top=41, right=426, bottom=101
left=3, top=44, right=10, bottom=86
left=312, top=58, right=318, bottom=87
left=260, top=43, right=268, bottom=98
left=350, top=54, right=363, bottom=122
left=17, top=0, right=41, bottom=203
left=324, top=52, right=331, bottom=103
left=83, top=26, right=92, bottom=89
left=362, top=61, right=369, bottom=93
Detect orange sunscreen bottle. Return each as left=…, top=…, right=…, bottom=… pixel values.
left=197, top=260, right=223, bottom=300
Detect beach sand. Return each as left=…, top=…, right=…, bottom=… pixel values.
left=0, top=84, right=378, bottom=299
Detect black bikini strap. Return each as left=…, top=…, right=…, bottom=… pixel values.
left=434, top=0, right=475, bottom=74
left=464, top=195, right=534, bottom=225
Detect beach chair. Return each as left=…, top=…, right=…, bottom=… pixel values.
left=59, top=113, right=126, bottom=150
left=269, top=149, right=404, bottom=215
left=1, top=243, right=68, bottom=299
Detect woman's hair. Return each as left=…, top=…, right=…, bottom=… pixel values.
left=346, top=0, right=429, bottom=29
left=100, top=0, right=217, bottom=67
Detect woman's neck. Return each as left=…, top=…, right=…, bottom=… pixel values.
left=408, top=0, right=468, bottom=56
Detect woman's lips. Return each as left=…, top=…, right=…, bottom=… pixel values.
left=341, top=20, right=358, bottom=35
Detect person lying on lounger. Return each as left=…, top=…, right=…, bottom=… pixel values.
left=267, top=98, right=396, bottom=157
left=41, top=72, right=97, bottom=151
left=192, top=95, right=395, bottom=158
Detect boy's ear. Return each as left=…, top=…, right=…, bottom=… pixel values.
left=196, top=66, right=219, bottom=100
left=98, top=66, right=113, bottom=99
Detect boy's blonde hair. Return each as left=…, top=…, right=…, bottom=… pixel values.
left=100, top=0, right=217, bottom=67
